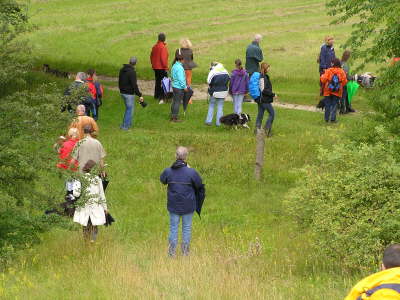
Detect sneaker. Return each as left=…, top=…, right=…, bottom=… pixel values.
left=181, top=243, right=190, bottom=256
left=159, top=100, right=164, bottom=104
left=205, top=122, right=212, bottom=126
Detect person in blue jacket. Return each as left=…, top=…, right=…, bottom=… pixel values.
left=160, top=146, right=203, bottom=257
left=170, top=54, right=188, bottom=122
left=319, top=36, right=336, bottom=75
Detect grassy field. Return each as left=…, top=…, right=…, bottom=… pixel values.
left=28, top=0, right=374, bottom=107
left=0, top=86, right=367, bottom=299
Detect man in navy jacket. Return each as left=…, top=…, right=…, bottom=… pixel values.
left=319, top=36, right=336, bottom=75
left=160, top=146, right=203, bottom=256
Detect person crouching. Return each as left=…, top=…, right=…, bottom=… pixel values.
left=160, top=146, right=204, bottom=257
left=73, top=160, right=108, bottom=242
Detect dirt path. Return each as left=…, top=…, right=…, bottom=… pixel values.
left=98, top=75, right=321, bottom=113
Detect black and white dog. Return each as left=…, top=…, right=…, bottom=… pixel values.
left=43, top=64, right=71, bottom=79
left=354, top=73, right=376, bottom=88
left=219, top=113, right=251, bottom=129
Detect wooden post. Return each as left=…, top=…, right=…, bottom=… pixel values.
left=255, top=128, right=266, bottom=180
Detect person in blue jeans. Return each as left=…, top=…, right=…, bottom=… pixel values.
left=205, top=62, right=230, bottom=126
left=256, top=62, right=277, bottom=136
left=118, top=57, right=144, bottom=130
left=160, top=146, right=204, bottom=257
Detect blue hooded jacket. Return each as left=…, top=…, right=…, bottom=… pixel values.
left=160, top=160, right=203, bottom=215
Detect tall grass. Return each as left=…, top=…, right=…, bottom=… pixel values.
left=0, top=88, right=365, bottom=299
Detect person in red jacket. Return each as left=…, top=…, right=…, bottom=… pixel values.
left=320, top=58, right=348, bottom=123
left=56, top=127, right=79, bottom=170
left=150, top=33, right=169, bottom=104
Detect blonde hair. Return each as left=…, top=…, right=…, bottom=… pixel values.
left=325, top=35, right=334, bottom=43
left=68, top=127, right=79, bottom=139
left=180, top=38, right=192, bottom=49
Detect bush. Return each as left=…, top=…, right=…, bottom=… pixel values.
left=285, top=129, right=400, bottom=271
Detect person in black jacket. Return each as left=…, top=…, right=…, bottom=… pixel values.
left=160, top=146, right=204, bottom=257
left=255, top=62, right=277, bottom=137
left=118, top=57, right=144, bottom=130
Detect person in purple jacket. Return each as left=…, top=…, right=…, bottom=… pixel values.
left=229, top=59, right=249, bottom=114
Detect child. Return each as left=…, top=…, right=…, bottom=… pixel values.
left=229, top=59, right=249, bottom=114
left=255, top=62, right=277, bottom=136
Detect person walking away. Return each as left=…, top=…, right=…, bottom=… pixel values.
left=118, top=57, right=144, bottom=130
left=340, top=50, right=355, bottom=113
left=73, top=160, right=108, bottom=242
left=160, top=146, right=204, bottom=256
left=320, top=58, right=348, bottom=123
left=345, top=244, right=400, bottom=300
left=170, top=54, right=187, bottom=122
left=56, top=127, right=79, bottom=170
left=205, top=62, right=230, bottom=126
left=245, top=34, right=263, bottom=76
left=86, top=69, right=104, bottom=120
left=63, top=72, right=88, bottom=113
left=256, top=62, right=276, bottom=137
left=229, top=59, right=249, bottom=114
left=70, top=124, right=106, bottom=174
left=68, top=105, right=99, bottom=139
left=175, top=38, right=197, bottom=105
left=150, top=33, right=169, bottom=104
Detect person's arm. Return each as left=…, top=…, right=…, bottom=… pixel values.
left=179, top=68, right=187, bottom=90
left=191, top=170, right=203, bottom=189
left=129, top=70, right=142, bottom=97
left=256, top=48, right=263, bottom=62
left=320, top=70, right=329, bottom=85
left=320, top=46, right=329, bottom=70
left=161, top=47, right=169, bottom=70
left=160, top=169, right=168, bottom=185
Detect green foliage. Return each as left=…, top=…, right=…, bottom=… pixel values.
left=0, top=0, right=31, bottom=89
left=286, top=128, right=400, bottom=271
left=327, top=0, right=400, bottom=67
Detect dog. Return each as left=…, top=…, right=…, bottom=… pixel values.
left=354, top=73, right=376, bottom=88
left=43, top=64, right=71, bottom=79
left=219, top=113, right=251, bottom=129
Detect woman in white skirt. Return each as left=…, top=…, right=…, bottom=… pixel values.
left=73, top=160, right=107, bottom=242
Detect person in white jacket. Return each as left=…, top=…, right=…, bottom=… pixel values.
left=73, top=160, right=107, bottom=242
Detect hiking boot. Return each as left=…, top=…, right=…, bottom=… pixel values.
left=168, top=243, right=176, bottom=257
left=181, top=243, right=190, bottom=256
left=348, top=108, right=355, bottom=113
left=265, top=128, right=273, bottom=137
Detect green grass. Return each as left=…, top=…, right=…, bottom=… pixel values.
left=27, top=0, right=374, bottom=107
left=0, top=87, right=366, bottom=299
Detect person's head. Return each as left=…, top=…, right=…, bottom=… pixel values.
left=235, top=59, right=243, bottom=70
left=82, top=159, right=96, bottom=173
left=180, top=38, right=192, bottom=49
left=175, top=54, right=184, bottom=62
left=325, top=36, right=334, bottom=46
left=382, top=244, right=400, bottom=270
left=332, top=58, right=341, bottom=68
left=158, top=32, right=166, bottom=42
left=76, top=104, right=85, bottom=116
left=83, top=124, right=93, bottom=135
left=254, top=34, right=262, bottom=43
left=67, top=127, right=79, bottom=139
left=176, top=146, right=188, bottom=161
left=87, top=69, right=96, bottom=77
left=129, top=56, right=137, bottom=66
left=260, top=62, right=270, bottom=74
left=341, top=50, right=351, bottom=62
left=75, top=72, right=87, bottom=82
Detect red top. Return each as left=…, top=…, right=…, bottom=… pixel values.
left=150, top=41, right=169, bottom=70
left=57, top=138, right=78, bottom=170
left=320, top=67, right=348, bottom=98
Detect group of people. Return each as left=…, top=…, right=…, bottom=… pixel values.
left=318, top=36, right=356, bottom=123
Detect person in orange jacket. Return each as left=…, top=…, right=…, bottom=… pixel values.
left=320, top=58, right=348, bottom=123
left=150, top=33, right=169, bottom=104
left=344, top=244, right=400, bottom=300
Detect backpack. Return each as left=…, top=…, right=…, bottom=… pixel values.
left=328, top=73, right=341, bottom=93
left=248, top=72, right=261, bottom=99
left=356, top=283, right=400, bottom=300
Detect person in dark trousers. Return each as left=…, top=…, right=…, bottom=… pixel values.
left=320, top=58, right=348, bottom=123
left=318, top=36, right=336, bottom=100
left=118, top=57, right=144, bottom=130
left=255, top=62, right=276, bottom=137
left=150, top=33, right=169, bottom=104
left=175, top=38, right=197, bottom=105
left=160, top=146, right=204, bottom=257
left=245, top=34, right=263, bottom=76
left=86, top=69, right=104, bottom=121
left=340, top=50, right=355, bottom=113
left=170, top=54, right=187, bottom=122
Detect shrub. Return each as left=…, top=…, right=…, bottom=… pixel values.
left=285, top=130, right=400, bottom=271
